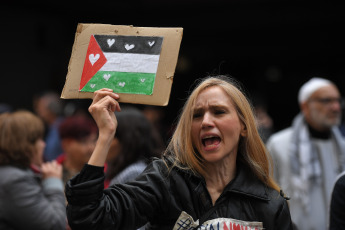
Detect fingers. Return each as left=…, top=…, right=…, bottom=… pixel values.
left=41, top=160, right=62, bottom=179
left=92, top=88, right=119, bottom=103
left=89, top=95, right=121, bottom=115
left=41, top=160, right=61, bottom=171
left=90, top=89, right=121, bottom=113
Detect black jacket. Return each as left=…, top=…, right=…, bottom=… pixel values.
left=330, top=172, right=345, bottom=230
left=66, top=158, right=293, bottom=230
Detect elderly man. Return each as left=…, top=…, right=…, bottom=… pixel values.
left=267, top=77, right=345, bottom=230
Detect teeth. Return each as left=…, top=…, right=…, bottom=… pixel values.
left=202, top=135, right=217, bottom=140
left=201, top=135, right=221, bottom=147
left=202, top=135, right=220, bottom=147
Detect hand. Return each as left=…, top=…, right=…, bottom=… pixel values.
left=41, top=160, right=63, bottom=179
left=87, top=89, right=121, bottom=166
left=88, top=88, right=121, bottom=138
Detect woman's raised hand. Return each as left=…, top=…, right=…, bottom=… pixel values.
left=88, top=88, right=121, bottom=138
left=88, top=89, right=121, bottom=166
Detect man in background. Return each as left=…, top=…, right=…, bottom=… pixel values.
left=267, top=77, right=345, bottom=230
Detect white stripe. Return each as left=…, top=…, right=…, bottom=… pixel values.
left=99, top=53, right=160, bottom=73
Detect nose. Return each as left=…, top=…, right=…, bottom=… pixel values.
left=38, top=139, right=46, bottom=148
left=201, top=112, right=214, bottom=128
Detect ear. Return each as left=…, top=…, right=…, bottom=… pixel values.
left=300, top=101, right=307, bottom=110
left=240, top=123, right=247, bottom=137
left=300, top=101, right=310, bottom=117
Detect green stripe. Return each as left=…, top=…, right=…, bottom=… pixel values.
left=80, top=71, right=156, bottom=95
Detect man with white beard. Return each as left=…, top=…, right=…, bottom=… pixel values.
left=267, top=77, right=345, bottom=230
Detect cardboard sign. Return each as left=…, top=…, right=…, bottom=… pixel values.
left=61, top=23, right=183, bottom=106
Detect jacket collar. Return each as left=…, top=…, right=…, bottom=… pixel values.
left=223, top=163, right=270, bottom=201
left=163, top=156, right=270, bottom=201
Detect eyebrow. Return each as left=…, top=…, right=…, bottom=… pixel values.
left=193, top=104, right=229, bottom=112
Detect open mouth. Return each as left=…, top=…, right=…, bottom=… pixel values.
left=202, top=135, right=221, bottom=148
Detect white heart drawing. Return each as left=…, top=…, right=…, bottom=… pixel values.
left=90, top=84, right=96, bottom=88
left=103, top=74, right=111, bottom=81
left=89, top=54, right=100, bottom=66
left=140, top=78, right=146, bottom=83
left=118, top=82, right=125, bottom=87
left=107, top=39, right=115, bottom=47
left=148, top=41, right=155, bottom=47
left=125, top=44, right=135, bottom=50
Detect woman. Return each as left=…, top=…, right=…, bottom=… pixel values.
left=57, top=114, right=98, bottom=187
left=65, top=76, right=293, bottom=230
left=0, top=110, right=66, bottom=230
left=106, top=106, right=165, bottom=186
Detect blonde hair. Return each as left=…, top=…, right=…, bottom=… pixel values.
left=0, top=110, right=44, bottom=168
left=165, top=75, right=280, bottom=192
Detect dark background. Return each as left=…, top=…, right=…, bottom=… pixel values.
left=1, top=0, right=344, bottom=133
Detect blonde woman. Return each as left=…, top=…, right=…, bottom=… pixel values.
left=0, top=111, right=66, bottom=230
left=65, top=76, right=293, bottom=230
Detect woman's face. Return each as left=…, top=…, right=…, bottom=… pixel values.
left=65, top=133, right=97, bottom=167
left=31, top=138, right=46, bottom=166
left=191, top=86, right=245, bottom=166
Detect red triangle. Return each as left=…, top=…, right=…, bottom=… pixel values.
left=79, top=35, right=107, bottom=90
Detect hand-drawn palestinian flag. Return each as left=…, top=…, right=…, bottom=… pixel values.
left=79, top=35, right=163, bottom=95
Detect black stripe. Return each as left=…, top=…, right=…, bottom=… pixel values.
left=94, top=35, right=163, bottom=55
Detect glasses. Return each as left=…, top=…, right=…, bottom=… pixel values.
left=309, top=97, right=345, bottom=107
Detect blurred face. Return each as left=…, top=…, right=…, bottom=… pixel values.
left=303, top=85, right=342, bottom=131
left=107, top=137, right=122, bottom=163
left=63, top=133, right=97, bottom=170
left=31, top=138, right=46, bottom=166
left=191, top=86, right=246, bottom=167
left=34, top=98, right=50, bottom=122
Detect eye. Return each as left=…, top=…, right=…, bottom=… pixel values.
left=193, top=112, right=202, bottom=119
left=214, top=109, right=226, bottom=115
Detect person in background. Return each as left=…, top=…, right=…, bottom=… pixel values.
left=106, top=106, right=165, bottom=186
left=56, top=114, right=98, bottom=187
left=142, top=105, right=172, bottom=145
left=33, top=91, right=65, bottom=162
left=329, top=171, right=345, bottom=230
left=266, top=77, right=345, bottom=230
left=65, top=75, right=292, bottom=230
left=0, top=110, right=66, bottom=230
left=251, top=93, right=274, bottom=143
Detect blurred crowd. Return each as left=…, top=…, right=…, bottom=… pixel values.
left=1, top=76, right=345, bottom=230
